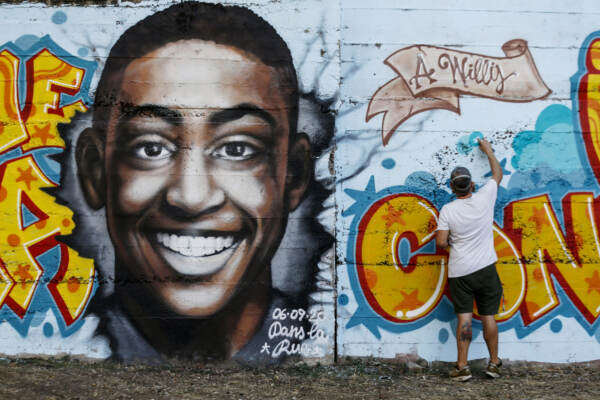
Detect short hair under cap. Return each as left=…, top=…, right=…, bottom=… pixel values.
left=450, top=166, right=472, bottom=195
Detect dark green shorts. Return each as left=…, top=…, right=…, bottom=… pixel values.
left=448, top=263, right=503, bottom=315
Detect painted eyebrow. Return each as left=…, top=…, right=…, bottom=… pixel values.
left=119, top=103, right=183, bottom=125
left=208, top=103, right=276, bottom=128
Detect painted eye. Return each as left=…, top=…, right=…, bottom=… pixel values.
left=132, top=142, right=173, bottom=160
left=212, top=141, right=259, bottom=160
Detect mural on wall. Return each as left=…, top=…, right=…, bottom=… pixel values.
left=0, top=1, right=336, bottom=362
left=341, top=30, right=600, bottom=356
left=0, top=35, right=96, bottom=336
left=73, top=2, right=334, bottom=362
left=2, top=0, right=600, bottom=365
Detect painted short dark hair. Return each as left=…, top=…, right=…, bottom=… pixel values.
left=92, top=1, right=298, bottom=134
left=450, top=166, right=472, bottom=196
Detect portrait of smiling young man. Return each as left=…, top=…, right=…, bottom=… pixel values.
left=75, top=2, right=313, bottom=361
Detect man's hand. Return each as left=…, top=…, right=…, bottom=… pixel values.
left=478, top=138, right=494, bottom=155
left=477, top=138, right=503, bottom=185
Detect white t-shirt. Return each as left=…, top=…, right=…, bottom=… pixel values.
left=437, top=179, right=498, bottom=278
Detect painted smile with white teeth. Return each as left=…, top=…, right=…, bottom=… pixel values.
left=156, top=232, right=237, bottom=257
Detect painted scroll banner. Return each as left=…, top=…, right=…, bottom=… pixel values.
left=367, top=39, right=551, bottom=145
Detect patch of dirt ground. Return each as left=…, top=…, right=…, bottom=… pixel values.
left=1, top=358, right=599, bottom=399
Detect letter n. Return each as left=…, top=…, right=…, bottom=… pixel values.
left=506, top=194, right=600, bottom=325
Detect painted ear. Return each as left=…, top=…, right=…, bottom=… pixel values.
left=75, top=127, right=106, bottom=210
left=286, top=132, right=312, bottom=211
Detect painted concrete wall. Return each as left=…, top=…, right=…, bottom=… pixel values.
left=337, top=0, right=600, bottom=363
left=0, top=0, right=598, bottom=365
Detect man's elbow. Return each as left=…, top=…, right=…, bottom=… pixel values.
left=436, top=237, right=449, bottom=249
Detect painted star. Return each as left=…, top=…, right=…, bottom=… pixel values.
left=31, top=124, right=54, bottom=145
left=382, top=205, right=406, bottom=228
left=343, top=176, right=377, bottom=217
left=260, top=342, right=270, bottom=354
left=16, top=166, right=37, bottom=190
left=14, top=263, right=33, bottom=289
left=585, top=270, right=600, bottom=295
left=528, top=206, right=548, bottom=234
left=484, top=158, right=511, bottom=178
left=393, top=289, right=424, bottom=311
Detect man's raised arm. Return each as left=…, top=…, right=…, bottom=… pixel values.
left=478, top=138, right=502, bottom=185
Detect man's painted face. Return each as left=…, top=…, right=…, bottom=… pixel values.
left=100, top=40, right=300, bottom=316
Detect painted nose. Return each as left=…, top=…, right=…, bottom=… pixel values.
left=164, top=147, right=225, bottom=216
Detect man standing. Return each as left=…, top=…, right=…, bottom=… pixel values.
left=436, top=138, right=503, bottom=381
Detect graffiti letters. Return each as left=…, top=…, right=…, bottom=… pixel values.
left=346, top=183, right=600, bottom=335
left=354, top=194, right=447, bottom=322
left=262, top=308, right=328, bottom=358
left=437, top=53, right=515, bottom=94
left=366, top=39, right=551, bottom=145
left=0, top=37, right=95, bottom=331
left=577, top=37, right=600, bottom=185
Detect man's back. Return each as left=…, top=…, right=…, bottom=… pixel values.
left=438, top=180, right=498, bottom=277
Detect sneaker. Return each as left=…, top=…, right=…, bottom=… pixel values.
left=449, top=365, right=472, bottom=382
left=485, top=359, right=502, bottom=379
